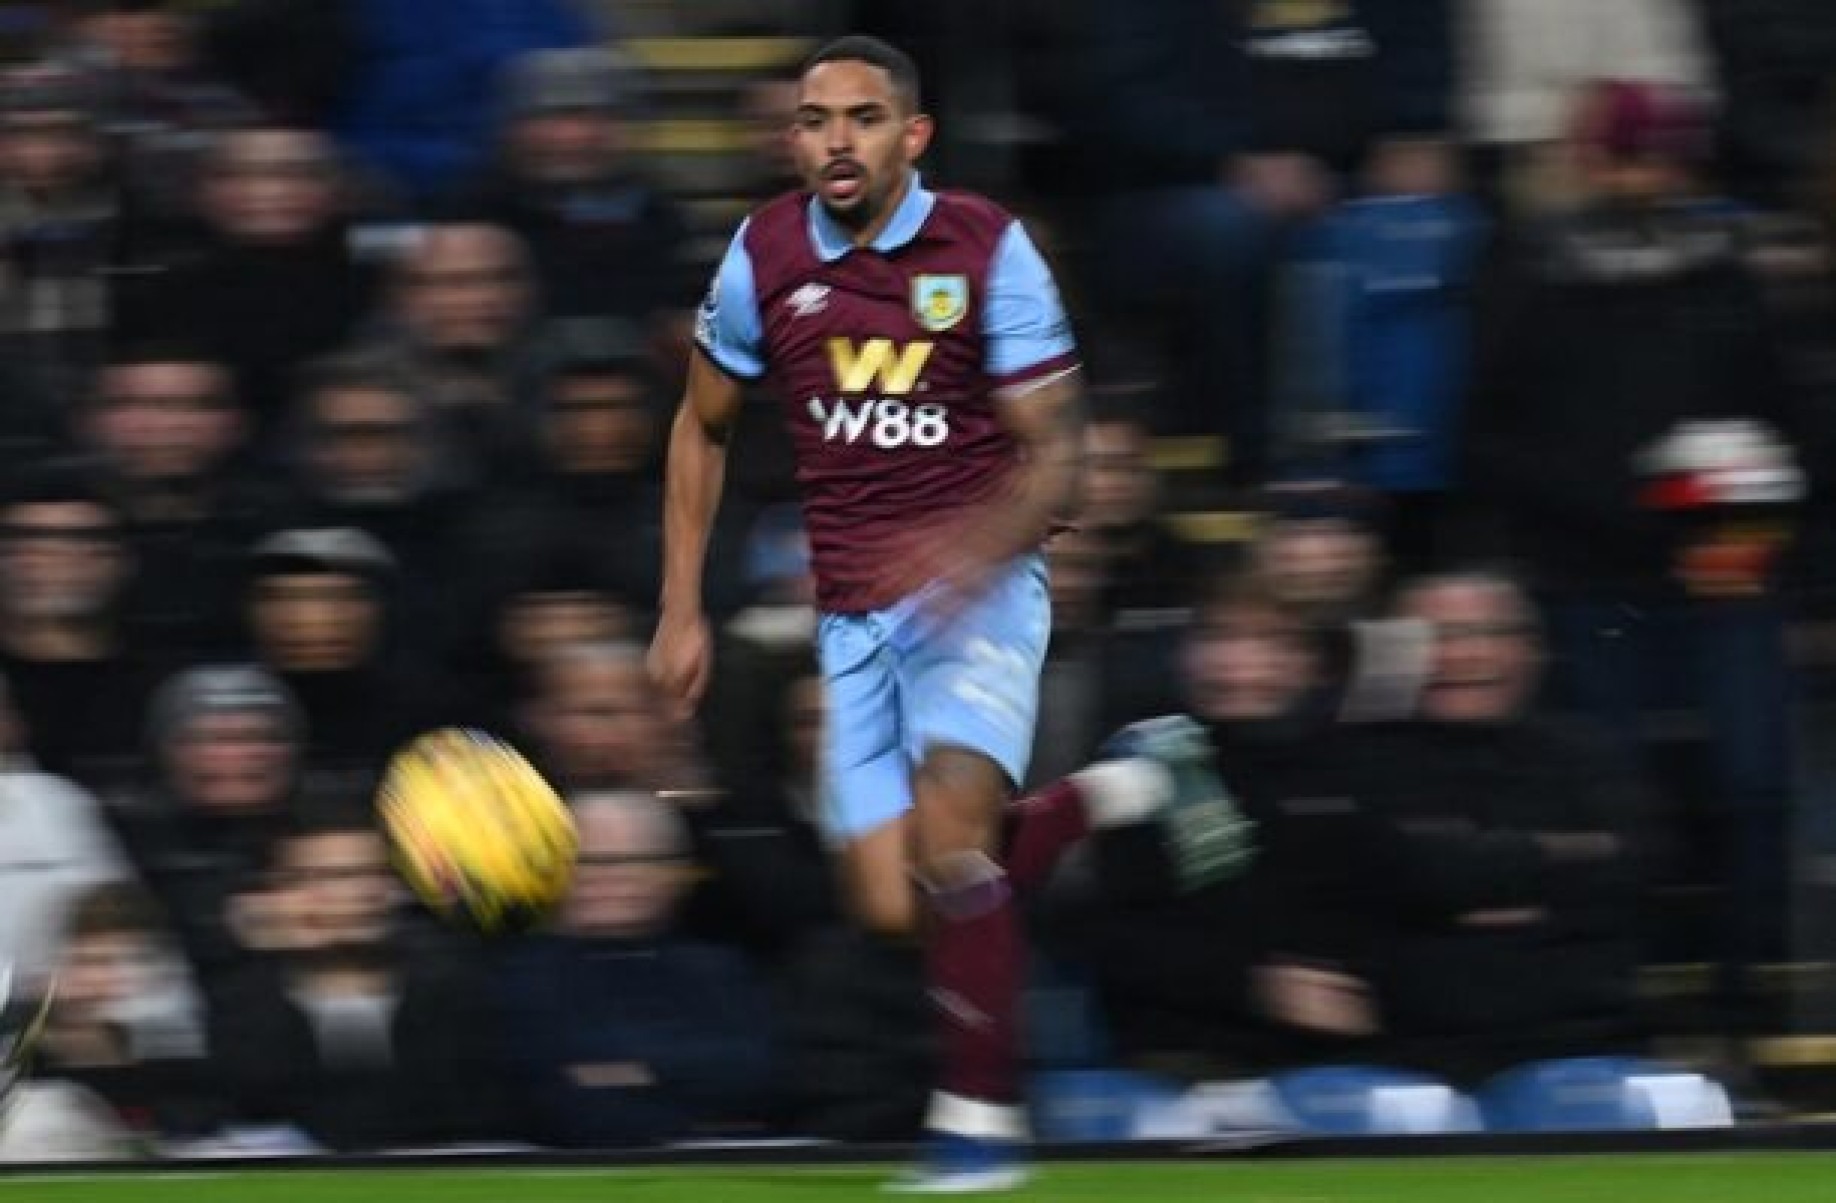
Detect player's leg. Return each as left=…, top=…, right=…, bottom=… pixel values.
left=911, top=742, right=1024, bottom=1106
left=838, top=810, right=917, bottom=936
left=890, top=556, right=1049, bottom=1190
left=815, top=611, right=918, bottom=935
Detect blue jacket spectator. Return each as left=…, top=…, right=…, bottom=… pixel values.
left=1311, top=189, right=1485, bottom=494
left=333, top=0, right=599, bottom=205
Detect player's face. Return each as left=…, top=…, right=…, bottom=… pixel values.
left=791, top=60, right=932, bottom=231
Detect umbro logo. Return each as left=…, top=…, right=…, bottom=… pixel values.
left=786, top=283, right=830, bottom=317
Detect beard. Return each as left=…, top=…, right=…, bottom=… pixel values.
left=819, top=192, right=878, bottom=230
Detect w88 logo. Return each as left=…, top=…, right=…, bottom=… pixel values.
left=806, top=397, right=950, bottom=449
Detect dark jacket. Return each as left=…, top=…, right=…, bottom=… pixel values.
left=1465, top=202, right=1813, bottom=593
left=1700, top=0, right=1836, bottom=204
left=1065, top=0, right=1454, bottom=191
left=206, top=944, right=505, bottom=1150
left=1038, top=707, right=1386, bottom=1069
left=1357, top=717, right=1648, bottom=1081
left=456, top=169, right=696, bottom=324
left=496, top=934, right=776, bottom=1149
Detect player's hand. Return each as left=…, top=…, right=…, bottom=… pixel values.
left=647, top=608, right=713, bottom=719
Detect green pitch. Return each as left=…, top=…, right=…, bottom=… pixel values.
left=2, top=1155, right=1835, bottom=1202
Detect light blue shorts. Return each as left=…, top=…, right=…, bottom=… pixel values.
left=814, top=553, right=1050, bottom=842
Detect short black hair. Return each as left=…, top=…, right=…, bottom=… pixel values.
left=802, top=35, right=922, bottom=112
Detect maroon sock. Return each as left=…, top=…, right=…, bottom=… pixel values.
left=926, top=871, right=1025, bottom=1108
left=1003, top=779, right=1091, bottom=893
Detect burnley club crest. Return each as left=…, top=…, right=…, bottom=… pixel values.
left=912, top=274, right=968, bottom=333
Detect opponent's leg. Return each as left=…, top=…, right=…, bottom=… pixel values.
left=1007, top=717, right=1255, bottom=895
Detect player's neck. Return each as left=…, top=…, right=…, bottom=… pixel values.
left=844, top=171, right=915, bottom=249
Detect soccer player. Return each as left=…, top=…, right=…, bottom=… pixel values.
left=648, top=36, right=1227, bottom=1189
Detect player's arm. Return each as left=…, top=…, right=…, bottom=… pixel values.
left=983, top=217, right=1086, bottom=553
left=658, top=353, right=744, bottom=619
left=650, top=225, right=764, bottom=713
left=989, top=369, right=1086, bottom=556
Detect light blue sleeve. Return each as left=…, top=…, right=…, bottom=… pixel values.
left=983, top=220, right=1077, bottom=379
left=693, top=219, right=767, bottom=380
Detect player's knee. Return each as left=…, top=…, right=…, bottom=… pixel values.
left=915, top=849, right=1009, bottom=921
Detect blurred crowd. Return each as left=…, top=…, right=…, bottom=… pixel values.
left=4, top=0, right=1836, bottom=1159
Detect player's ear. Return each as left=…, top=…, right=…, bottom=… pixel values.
left=902, top=112, right=934, bottom=162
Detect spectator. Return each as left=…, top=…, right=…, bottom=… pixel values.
left=35, top=882, right=213, bottom=1145
left=79, top=343, right=269, bottom=658
left=1026, top=403, right=1208, bottom=781
left=1041, top=571, right=1376, bottom=1072
left=0, top=673, right=133, bottom=986
left=459, top=319, right=673, bottom=632
left=460, top=48, right=694, bottom=347
left=498, top=790, right=776, bottom=1148
left=243, top=527, right=441, bottom=784
left=1251, top=481, right=1389, bottom=629
left=112, top=664, right=304, bottom=985
left=693, top=507, right=820, bottom=888
left=276, top=349, right=474, bottom=661
left=196, top=0, right=355, bottom=129
left=682, top=655, right=843, bottom=972
left=776, top=921, right=930, bottom=1142
left=117, top=127, right=380, bottom=443
left=53, top=0, right=258, bottom=223
left=206, top=812, right=503, bottom=1150
left=452, top=536, right=640, bottom=738
left=1693, top=1, right=1836, bottom=207
left=1245, top=481, right=1435, bottom=722
left=1079, top=396, right=1205, bottom=619
left=1028, top=525, right=1142, bottom=786
left=1363, top=571, right=1648, bottom=1084
left=522, top=639, right=702, bottom=798
left=1297, top=143, right=1486, bottom=568
left=1060, top=0, right=1456, bottom=469
left=331, top=0, right=600, bottom=206
left=1463, top=79, right=1815, bottom=978
left=367, top=221, right=543, bottom=477
left=1455, top=0, right=1712, bottom=208
left=0, top=62, right=122, bottom=407
left=0, top=463, right=163, bottom=792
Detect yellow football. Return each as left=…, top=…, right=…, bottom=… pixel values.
left=378, top=728, right=578, bottom=934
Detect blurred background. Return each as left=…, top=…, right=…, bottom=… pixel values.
left=9, top=0, right=1836, bottom=1159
